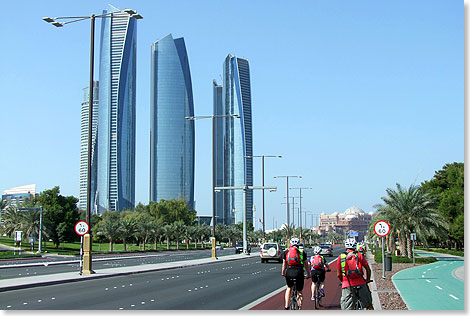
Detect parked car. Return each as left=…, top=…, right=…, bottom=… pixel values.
left=318, top=243, right=333, bottom=256
left=260, top=242, right=283, bottom=263
left=235, top=241, right=251, bottom=254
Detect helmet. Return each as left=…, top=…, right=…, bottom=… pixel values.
left=290, top=237, right=300, bottom=247
left=313, top=246, right=321, bottom=255
left=344, top=238, right=357, bottom=249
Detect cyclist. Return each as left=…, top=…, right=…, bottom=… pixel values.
left=309, top=246, right=331, bottom=301
left=282, top=237, right=311, bottom=309
left=336, top=238, right=373, bottom=310
left=356, top=242, right=366, bottom=255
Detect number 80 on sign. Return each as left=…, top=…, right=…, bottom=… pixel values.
left=75, top=221, right=89, bottom=236
left=374, top=220, right=390, bottom=237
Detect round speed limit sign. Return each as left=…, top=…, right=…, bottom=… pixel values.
left=75, top=221, right=89, bottom=236
left=374, top=220, right=390, bottom=237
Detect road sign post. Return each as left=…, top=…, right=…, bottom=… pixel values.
left=410, top=233, right=416, bottom=265
left=374, top=221, right=391, bottom=279
left=75, top=221, right=91, bottom=275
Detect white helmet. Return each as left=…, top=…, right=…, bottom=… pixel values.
left=314, top=246, right=321, bottom=255
left=345, top=238, right=357, bottom=249
left=290, top=237, right=300, bottom=247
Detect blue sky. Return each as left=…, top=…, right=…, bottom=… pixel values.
left=0, top=1, right=464, bottom=230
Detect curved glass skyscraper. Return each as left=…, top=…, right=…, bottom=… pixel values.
left=214, top=54, right=253, bottom=224
left=150, top=34, right=195, bottom=210
left=96, top=8, right=137, bottom=213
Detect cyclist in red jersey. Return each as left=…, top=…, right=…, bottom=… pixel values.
left=336, top=238, right=373, bottom=310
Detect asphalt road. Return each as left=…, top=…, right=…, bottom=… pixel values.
left=0, top=246, right=344, bottom=310
left=0, top=247, right=247, bottom=280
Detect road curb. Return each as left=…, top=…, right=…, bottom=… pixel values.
left=0, top=253, right=254, bottom=293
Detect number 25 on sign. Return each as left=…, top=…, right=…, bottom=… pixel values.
left=374, top=220, right=390, bottom=237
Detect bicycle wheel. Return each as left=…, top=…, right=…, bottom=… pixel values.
left=290, top=285, right=299, bottom=310
left=314, top=285, right=320, bottom=309
left=317, top=282, right=323, bottom=308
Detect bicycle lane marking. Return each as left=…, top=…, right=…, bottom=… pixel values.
left=392, top=259, right=464, bottom=310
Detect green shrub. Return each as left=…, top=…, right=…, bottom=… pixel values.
left=0, top=251, right=42, bottom=259
left=374, top=248, right=437, bottom=264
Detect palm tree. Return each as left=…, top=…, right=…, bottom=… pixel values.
left=172, top=221, right=186, bottom=250
left=119, top=211, right=137, bottom=252
left=375, top=183, right=448, bottom=258
left=0, top=206, right=24, bottom=237
left=163, top=224, right=173, bottom=250
left=150, top=219, right=164, bottom=251
left=95, top=211, right=122, bottom=252
left=135, top=212, right=154, bottom=251
left=199, top=224, right=210, bottom=249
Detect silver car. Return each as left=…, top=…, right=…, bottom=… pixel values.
left=260, top=243, right=283, bottom=263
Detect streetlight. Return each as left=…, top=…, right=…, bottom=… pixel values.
left=185, top=114, right=240, bottom=259
left=245, top=155, right=281, bottom=243
left=215, top=185, right=276, bottom=254
left=289, top=187, right=312, bottom=242
left=274, top=175, right=301, bottom=245
left=43, top=8, right=143, bottom=274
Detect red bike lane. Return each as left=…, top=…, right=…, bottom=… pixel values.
left=250, top=258, right=341, bottom=310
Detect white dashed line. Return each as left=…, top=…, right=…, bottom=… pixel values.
left=131, top=304, right=135, bottom=307
left=435, top=286, right=442, bottom=290
left=449, top=294, right=459, bottom=300
left=51, top=298, right=55, bottom=300
left=426, top=280, right=431, bottom=283
left=23, top=303, right=28, bottom=305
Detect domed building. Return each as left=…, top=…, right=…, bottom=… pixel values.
left=314, top=206, right=372, bottom=241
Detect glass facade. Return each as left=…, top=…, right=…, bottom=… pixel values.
left=150, top=34, right=195, bottom=210
left=96, top=8, right=137, bottom=213
left=79, top=81, right=99, bottom=212
left=214, top=54, right=253, bottom=225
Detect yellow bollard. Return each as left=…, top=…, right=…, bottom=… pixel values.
left=82, top=234, right=95, bottom=274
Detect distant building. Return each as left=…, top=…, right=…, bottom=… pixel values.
left=150, top=34, right=195, bottom=210
left=314, top=206, right=373, bottom=241
left=196, top=216, right=212, bottom=226
left=79, top=81, right=99, bottom=211
left=214, top=54, right=253, bottom=225
left=96, top=7, right=140, bottom=213
left=2, top=184, right=36, bottom=207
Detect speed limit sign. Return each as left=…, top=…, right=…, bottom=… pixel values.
left=374, top=220, right=390, bottom=237
left=75, top=221, right=89, bottom=236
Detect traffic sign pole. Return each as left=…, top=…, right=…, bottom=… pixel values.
left=382, top=237, right=386, bottom=279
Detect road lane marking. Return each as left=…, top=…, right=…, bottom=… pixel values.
left=435, top=286, right=442, bottom=290
left=426, top=280, right=431, bottom=283
left=38, top=300, right=42, bottom=302
left=449, top=294, right=459, bottom=300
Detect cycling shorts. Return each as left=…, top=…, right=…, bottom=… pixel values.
left=285, top=267, right=305, bottom=291
left=311, top=269, right=325, bottom=283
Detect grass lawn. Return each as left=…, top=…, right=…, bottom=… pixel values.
left=415, top=247, right=464, bottom=257
left=0, top=236, right=212, bottom=257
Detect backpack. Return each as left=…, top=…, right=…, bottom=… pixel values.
left=286, top=246, right=302, bottom=266
left=340, top=251, right=363, bottom=279
left=311, top=254, right=324, bottom=270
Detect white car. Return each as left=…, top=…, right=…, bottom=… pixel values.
left=260, top=243, right=283, bottom=263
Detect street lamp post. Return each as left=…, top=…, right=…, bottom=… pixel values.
left=215, top=185, right=276, bottom=254
left=274, top=175, right=301, bottom=246
left=289, top=187, right=312, bottom=242
left=43, top=8, right=143, bottom=274
left=245, top=155, right=281, bottom=243
left=185, top=114, right=240, bottom=259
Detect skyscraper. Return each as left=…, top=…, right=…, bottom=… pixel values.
left=79, top=81, right=99, bottom=211
left=96, top=8, right=138, bottom=213
left=214, top=54, right=253, bottom=225
left=150, top=34, right=195, bottom=210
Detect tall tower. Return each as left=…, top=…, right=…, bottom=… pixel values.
left=150, top=34, right=195, bottom=210
left=96, top=7, right=138, bottom=213
left=79, top=81, right=99, bottom=212
left=215, top=54, right=253, bottom=225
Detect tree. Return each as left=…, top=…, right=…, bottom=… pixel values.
left=148, top=199, right=196, bottom=225
left=95, top=211, right=122, bottom=252
left=374, top=183, right=448, bottom=258
left=171, top=221, right=186, bottom=250
left=163, top=224, right=173, bottom=250
left=134, top=212, right=154, bottom=251
left=421, top=162, right=464, bottom=250
left=120, top=211, right=137, bottom=252
left=29, top=187, right=80, bottom=248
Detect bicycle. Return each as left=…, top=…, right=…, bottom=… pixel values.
left=350, top=280, right=373, bottom=310
left=289, top=279, right=299, bottom=310
left=312, top=269, right=330, bottom=309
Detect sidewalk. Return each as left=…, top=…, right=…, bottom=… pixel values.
left=365, top=251, right=383, bottom=310
left=0, top=252, right=256, bottom=292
